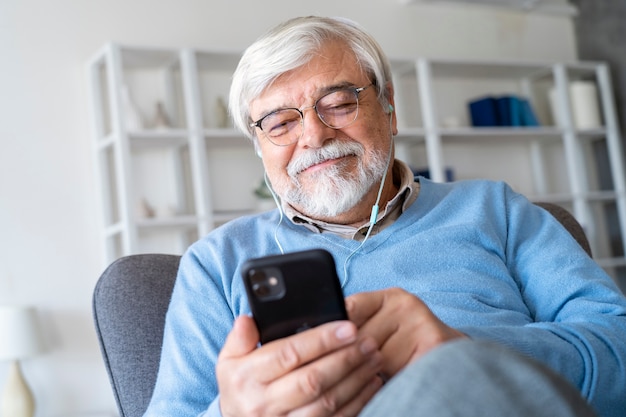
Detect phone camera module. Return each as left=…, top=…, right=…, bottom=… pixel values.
left=248, top=268, right=285, bottom=300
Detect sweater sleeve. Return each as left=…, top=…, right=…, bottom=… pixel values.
left=143, top=241, right=235, bottom=417
left=459, top=190, right=626, bottom=417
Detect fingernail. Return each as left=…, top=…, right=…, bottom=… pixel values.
left=335, top=322, right=357, bottom=341
left=360, top=338, right=378, bottom=355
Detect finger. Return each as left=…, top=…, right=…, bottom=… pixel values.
left=345, top=290, right=386, bottom=327
left=314, top=352, right=383, bottom=417
left=268, top=336, right=382, bottom=415
left=219, top=315, right=260, bottom=359
left=216, top=316, right=265, bottom=416
left=375, top=326, right=415, bottom=375
left=358, top=292, right=466, bottom=376
left=333, top=375, right=384, bottom=417
left=256, top=320, right=359, bottom=383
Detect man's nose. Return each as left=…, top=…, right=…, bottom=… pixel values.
left=298, top=107, right=336, bottom=149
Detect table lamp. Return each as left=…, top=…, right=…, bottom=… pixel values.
left=0, top=306, right=45, bottom=417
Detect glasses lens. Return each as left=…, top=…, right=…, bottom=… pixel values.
left=316, top=89, right=359, bottom=128
left=256, top=87, right=363, bottom=146
left=260, top=109, right=303, bottom=145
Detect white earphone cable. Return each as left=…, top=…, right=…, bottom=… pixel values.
left=266, top=104, right=395, bottom=281
left=264, top=171, right=285, bottom=254
left=341, top=108, right=394, bottom=286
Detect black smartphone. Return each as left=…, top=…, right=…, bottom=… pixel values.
left=241, top=248, right=348, bottom=344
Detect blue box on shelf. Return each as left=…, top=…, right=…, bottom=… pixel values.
left=468, top=95, right=540, bottom=127
left=469, top=96, right=499, bottom=127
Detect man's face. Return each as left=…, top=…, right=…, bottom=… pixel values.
left=249, top=41, right=397, bottom=224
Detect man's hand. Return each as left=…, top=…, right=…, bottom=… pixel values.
left=347, top=288, right=467, bottom=378
left=217, top=315, right=383, bottom=417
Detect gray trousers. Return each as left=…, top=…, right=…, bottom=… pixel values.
left=360, top=339, right=597, bottom=417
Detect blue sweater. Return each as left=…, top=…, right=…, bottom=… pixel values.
left=144, top=178, right=626, bottom=417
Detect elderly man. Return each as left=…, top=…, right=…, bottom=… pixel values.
left=143, top=16, right=626, bottom=417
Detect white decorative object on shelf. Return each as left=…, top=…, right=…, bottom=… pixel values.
left=151, top=101, right=171, bottom=130
left=549, top=81, right=602, bottom=129
left=215, top=96, right=229, bottom=128
left=569, top=81, right=602, bottom=129
left=120, top=85, right=144, bottom=130
left=137, top=198, right=156, bottom=218
left=441, top=116, right=462, bottom=128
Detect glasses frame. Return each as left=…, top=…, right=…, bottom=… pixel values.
left=249, top=84, right=372, bottom=146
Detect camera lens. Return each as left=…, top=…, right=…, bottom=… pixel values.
left=249, top=269, right=266, bottom=284
left=253, top=282, right=271, bottom=297
left=247, top=267, right=285, bottom=300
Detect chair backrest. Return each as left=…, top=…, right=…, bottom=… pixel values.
left=91, top=203, right=590, bottom=417
left=93, top=253, right=181, bottom=417
left=534, top=202, right=592, bottom=257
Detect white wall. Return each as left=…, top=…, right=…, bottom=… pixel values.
left=0, top=1, right=577, bottom=416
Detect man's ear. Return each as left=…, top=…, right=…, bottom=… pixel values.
left=385, top=82, right=398, bottom=136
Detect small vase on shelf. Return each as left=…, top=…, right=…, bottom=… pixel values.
left=151, top=101, right=171, bottom=130
left=215, top=96, right=229, bottom=128
left=137, top=198, right=155, bottom=218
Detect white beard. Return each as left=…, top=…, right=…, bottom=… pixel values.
left=274, top=140, right=388, bottom=218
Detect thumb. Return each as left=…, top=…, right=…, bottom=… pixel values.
left=220, top=315, right=260, bottom=359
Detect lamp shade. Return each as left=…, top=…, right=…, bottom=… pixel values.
left=0, top=306, right=45, bottom=361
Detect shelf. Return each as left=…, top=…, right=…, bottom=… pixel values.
left=430, top=59, right=552, bottom=80
left=397, top=127, right=564, bottom=145
left=440, top=127, right=562, bottom=142
left=575, top=128, right=609, bottom=141
left=128, top=129, right=189, bottom=148
left=396, top=127, right=609, bottom=145
left=596, top=257, right=626, bottom=269
left=204, top=129, right=253, bottom=148
left=395, top=127, right=426, bottom=144
left=103, top=222, right=125, bottom=238
left=392, top=57, right=601, bottom=81
left=585, top=190, right=621, bottom=202
left=530, top=191, right=622, bottom=205
left=135, top=211, right=264, bottom=229
left=136, top=215, right=199, bottom=229
left=97, top=129, right=255, bottom=150
left=529, top=193, right=574, bottom=205
left=97, top=134, right=116, bottom=151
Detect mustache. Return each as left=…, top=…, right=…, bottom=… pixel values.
left=286, top=140, right=364, bottom=178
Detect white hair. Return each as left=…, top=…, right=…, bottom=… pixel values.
left=229, top=16, right=393, bottom=147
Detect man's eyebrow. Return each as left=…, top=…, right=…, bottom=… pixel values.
left=253, top=81, right=360, bottom=121
left=319, top=81, right=357, bottom=94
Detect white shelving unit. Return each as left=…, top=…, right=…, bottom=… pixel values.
left=87, top=43, right=263, bottom=264
left=87, top=44, right=626, bottom=287
left=392, top=57, right=626, bottom=284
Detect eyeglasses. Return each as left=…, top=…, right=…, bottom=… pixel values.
left=250, top=85, right=372, bottom=146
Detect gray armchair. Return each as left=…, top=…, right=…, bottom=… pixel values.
left=92, top=202, right=591, bottom=417
left=93, top=253, right=180, bottom=417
